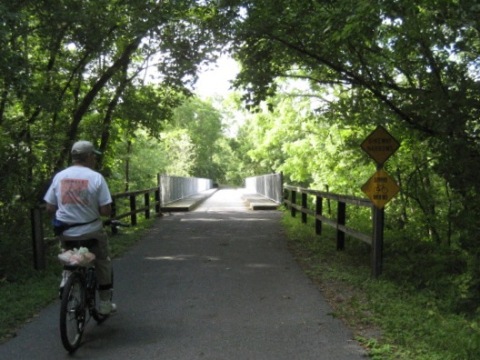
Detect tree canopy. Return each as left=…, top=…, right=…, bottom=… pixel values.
left=0, top=0, right=228, bottom=198
left=222, top=0, right=480, bottom=197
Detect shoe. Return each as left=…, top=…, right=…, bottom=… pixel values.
left=59, top=270, right=70, bottom=288
left=58, top=269, right=71, bottom=299
left=98, top=300, right=117, bottom=315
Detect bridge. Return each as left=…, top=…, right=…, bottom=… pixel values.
left=158, top=174, right=283, bottom=212
left=6, top=180, right=368, bottom=359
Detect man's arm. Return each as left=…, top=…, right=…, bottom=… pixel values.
left=99, top=203, right=112, bottom=217
left=45, top=203, right=57, bottom=213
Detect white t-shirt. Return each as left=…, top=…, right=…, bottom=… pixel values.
left=44, top=165, right=112, bottom=236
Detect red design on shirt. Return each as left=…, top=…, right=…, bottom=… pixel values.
left=61, top=179, right=90, bottom=205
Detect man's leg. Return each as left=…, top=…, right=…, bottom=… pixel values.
left=91, top=230, right=113, bottom=301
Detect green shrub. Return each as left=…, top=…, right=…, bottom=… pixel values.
left=282, top=210, right=480, bottom=359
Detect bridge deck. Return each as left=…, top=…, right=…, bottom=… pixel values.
left=161, top=187, right=280, bottom=212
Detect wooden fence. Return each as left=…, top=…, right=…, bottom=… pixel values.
left=283, top=184, right=384, bottom=278
left=110, top=187, right=160, bottom=230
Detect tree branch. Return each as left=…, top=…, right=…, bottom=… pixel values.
left=55, top=35, right=143, bottom=170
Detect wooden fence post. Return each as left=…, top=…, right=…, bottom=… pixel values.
left=111, top=199, right=118, bottom=234
left=155, top=188, right=160, bottom=214
left=336, top=201, right=346, bottom=250
left=284, top=183, right=384, bottom=278
left=31, top=207, right=46, bottom=270
left=315, top=195, right=322, bottom=235
left=372, top=206, right=384, bottom=277
left=301, top=192, right=307, bottom=224
left=326, top=184, right=332, bottom=215
left=144, top=193, right=150, bottom=219
left=130, top=194, right=137, bottom=226
left=291, top=190, right=297, bottom=217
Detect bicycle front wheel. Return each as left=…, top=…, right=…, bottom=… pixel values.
left=60, top=272, right=86, bottom=353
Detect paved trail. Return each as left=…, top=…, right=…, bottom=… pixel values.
left=0, top=188, right=367, bottom=359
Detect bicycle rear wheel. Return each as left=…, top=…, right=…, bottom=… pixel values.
left=60, top=272, right=86, bottom=353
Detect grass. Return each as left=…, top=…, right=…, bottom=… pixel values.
left=282, top=212, right=480, bottom=359
left=0, top=216, right=157, bottom=343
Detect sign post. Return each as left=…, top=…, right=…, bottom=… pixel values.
left=360, top=126, right=400, bottom=278
left=372, top=187, right=385, bottom=278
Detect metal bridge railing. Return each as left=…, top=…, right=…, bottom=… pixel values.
left=159, top=174, right=214, bottom=205
left=244, top=173, right=283, bottom=203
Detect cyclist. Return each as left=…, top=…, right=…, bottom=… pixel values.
left=44, top=140, right=116, bottom=315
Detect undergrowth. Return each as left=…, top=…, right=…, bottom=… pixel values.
left=282, top=212, right=480, bottom=359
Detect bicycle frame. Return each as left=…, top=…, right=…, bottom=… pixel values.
left=63, top=264, right=102, bottom=318
left=58, top=221, right=127, bottom=353
left=59, top=240, right=108, bottom=353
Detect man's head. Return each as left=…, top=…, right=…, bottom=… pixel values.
left=71, top=141, right=101, bottom=164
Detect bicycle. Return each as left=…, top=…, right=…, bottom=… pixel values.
left=58, top=219, right=128, bottom=353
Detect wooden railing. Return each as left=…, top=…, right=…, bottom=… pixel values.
left=31, top=187, right=161, bottom=270
left=283, top=184, right=384, bottom=277
left=110, top=187, right=160, bottom=230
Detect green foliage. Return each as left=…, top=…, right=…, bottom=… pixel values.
left=226, top=0, right=480, bottom=260
left=2, top=1, right=480, bottom=350
left=165, top=97, right=241, bottom=183
left=160, top=128, right=196, bottom=177
left=0, top=205, right=37, bottom=280
left=0, top=0, right=223, bottom=192
left=282, top=212, right=480, bottom=359
left=107, top=132, right=170, bottom=193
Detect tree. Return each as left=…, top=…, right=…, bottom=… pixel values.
left=218, top=0, right=480, bottom=232
left=171, top=97, right=225, bottom=180
left=0, top=0, right=227, bottom=277
left=223, top=0, right=480, bottom=190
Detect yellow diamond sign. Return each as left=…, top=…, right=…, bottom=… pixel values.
left=361, top=126, right=400, bottom=165
left=361, top=169, right=400, bottom=209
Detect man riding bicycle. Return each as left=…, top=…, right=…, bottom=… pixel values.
left=44, top=140, right=116, bottom=315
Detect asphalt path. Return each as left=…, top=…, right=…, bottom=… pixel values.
left=0, top=188, right=367, bottom=359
